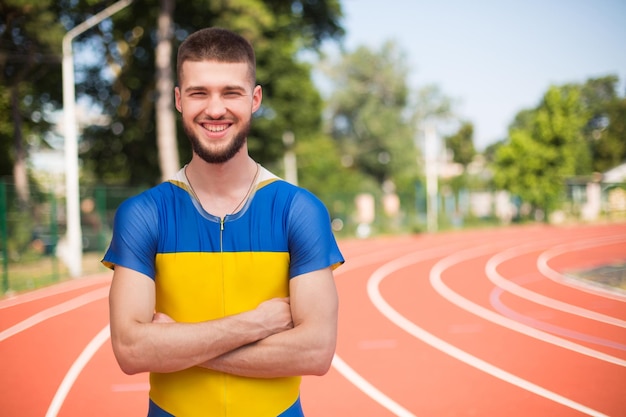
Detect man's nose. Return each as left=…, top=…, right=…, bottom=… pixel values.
left=203, top=96, right=227, bottom=118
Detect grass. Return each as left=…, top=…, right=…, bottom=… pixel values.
left=567, top=263, right=626, bottom=293
left=1, top=252, right=109, bottom=297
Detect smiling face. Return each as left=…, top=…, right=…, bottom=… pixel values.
left=175, top=60, right=262, bottom=164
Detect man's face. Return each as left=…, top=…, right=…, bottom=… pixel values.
left=175, top=60, right=262, bottom=164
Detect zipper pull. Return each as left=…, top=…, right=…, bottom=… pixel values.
left=220, top=217, right=225, bottom=231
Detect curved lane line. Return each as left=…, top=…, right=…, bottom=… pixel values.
left=489, top=286, right=626, bottom=351
left=45, top=324, right=110, bottom=417
left=331, top=355, right=417, bottom=417
left=430, top=244, right=626, bottom=366
left=368, top=250, right=609, bottom=417
left=330, top=242, right=470, bottom=417
left=486, top=235, right=626, bottom=327
left=537, top=237, right=626, bottom=302
left=0, top=287, right=109, bottom=342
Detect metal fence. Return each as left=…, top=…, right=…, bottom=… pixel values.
left=1, top=177, right=624, bottom=296
left=0, top=180, right=144, bottom=295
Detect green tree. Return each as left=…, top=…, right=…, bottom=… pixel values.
left=0, top=0, right=66, bottom=202
left=441, top=121, right=477, bottom=211
left=579, top=75, right=626, bottom=172
left=296, top=132, right=367, bottom=200
left=494, top=85, right=589, bottom=218
left=444, top=121, right=476, bottom=167
left=324, top=41, right=419, bottom=191
left=593, top=97, right=626, bottom=172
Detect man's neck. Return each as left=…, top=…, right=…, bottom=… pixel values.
left=184, top=153, right=259, bottom=217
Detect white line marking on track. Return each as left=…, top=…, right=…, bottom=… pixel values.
left=537, top=236, right=626, bottom=302
left=0, top=287, right=109, bottom=341
left=486, top=235, right=626, bottom=327
left=431, top=244, right=626, bottom=366
left=45, top=324, right=110, bottom=417
left=332, top=355, right=417, bottom=417
left=368, top=250, right=610, bottom=417
left=330, top=242, right=468, bottom=417
left=490, top=286, right=626, bottom=350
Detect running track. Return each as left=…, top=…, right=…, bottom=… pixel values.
left=1, top=223, right=625, bottom=416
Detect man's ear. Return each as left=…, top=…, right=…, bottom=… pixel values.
left=251, top=85, right=263, bottom=113
left=174, top=86, right=182, bottom=112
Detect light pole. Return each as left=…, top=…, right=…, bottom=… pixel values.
left=423, top=122, right=439, bottom=233
left=282, top=131, right=298, bottom=185
left=62, top=0, right=133, bottom=277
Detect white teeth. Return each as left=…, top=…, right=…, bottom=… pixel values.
left=204, top=124, right=227, bottom=132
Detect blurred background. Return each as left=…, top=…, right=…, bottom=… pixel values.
left=1, top=0, right=625, bottom=294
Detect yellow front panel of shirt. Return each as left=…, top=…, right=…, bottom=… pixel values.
left=151, top=251, right=299, bottom=416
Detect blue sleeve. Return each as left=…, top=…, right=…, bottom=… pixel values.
left=102, top=192, right=159, bottom=279
left=287, top=189, right=344, bottom=278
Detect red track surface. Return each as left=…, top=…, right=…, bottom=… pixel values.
left=1, top=223, right=625, bottom=416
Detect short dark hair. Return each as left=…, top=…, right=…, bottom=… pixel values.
left=177, top=27, right=256, bottom=86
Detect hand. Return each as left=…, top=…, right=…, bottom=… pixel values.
left=255, top=297, right=293, bottom=337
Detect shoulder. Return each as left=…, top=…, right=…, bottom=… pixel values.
left=116, top=188, right=158, bottom=219
left=117, top=175, right=187, bottom=213
left=113, top=181, right=183, bottom=227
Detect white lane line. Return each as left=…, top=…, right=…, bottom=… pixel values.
left=332, top=355, right=417, bottom=417
left=537, top=236, right=626, bottom=302
left=489, top=286, right=626, bottom=351
left=0, top=287, right=109, bottom=341
left=367, top=250, right=609, bottom=417
left=486, top=235, right=626, bottom=327
left=45, top=324, right=110, bottom=417
left=431, top=245, right=626, bottom=366
left=330, top=241, right=470, bottom=417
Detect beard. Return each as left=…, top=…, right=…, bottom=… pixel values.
left=184, top=118, right=250, bottom=164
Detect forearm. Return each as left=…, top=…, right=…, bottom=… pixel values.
left=200, top=323, right=337, bottom=378
left=112, top=310, right=273, bottom=375
left=201, top=269, right=341, bottom=378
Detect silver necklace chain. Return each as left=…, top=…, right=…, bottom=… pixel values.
left=185, top=163, right=260, bottom=215
left=229, top=163, right=260, bottom=214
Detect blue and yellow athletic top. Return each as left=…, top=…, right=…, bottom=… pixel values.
left=103, top=166, right=344, bottom=417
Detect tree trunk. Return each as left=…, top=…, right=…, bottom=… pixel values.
left=11, top=84, right=29, bottom=208
left=155, top=0, right=179, bottom=181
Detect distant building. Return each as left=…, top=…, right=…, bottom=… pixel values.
left=566, top=162, right=626, bottom=221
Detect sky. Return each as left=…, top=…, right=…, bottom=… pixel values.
left=324, top=0, right=626, bottom=150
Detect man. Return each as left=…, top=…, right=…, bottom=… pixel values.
left=104, top=27, right=344, bottom=417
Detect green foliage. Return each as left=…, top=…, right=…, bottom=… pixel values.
left=593, top=97, right=626, bottom=172
left=250, top=40, right=324, bottom=165
left=324, top=41, right=419, bottom=190
left=580, top=75, right=626, bottom=173
left=70, top=0, right=344, bottom=186
left=0, top=87, right=12, bottom=177
left=445, top=121, right=476, bottom=167
left=494, top=127, right=565, bottom=213
left=0, top=0, right=67, bottom=178
left=296, top=133, right=366, bottom=201
left=492, top=77, right=625, bottom=218
left=0, top=0, right=344, bottom=190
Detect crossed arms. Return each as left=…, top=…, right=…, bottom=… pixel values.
left=108, top=265, right=339, bottom=378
